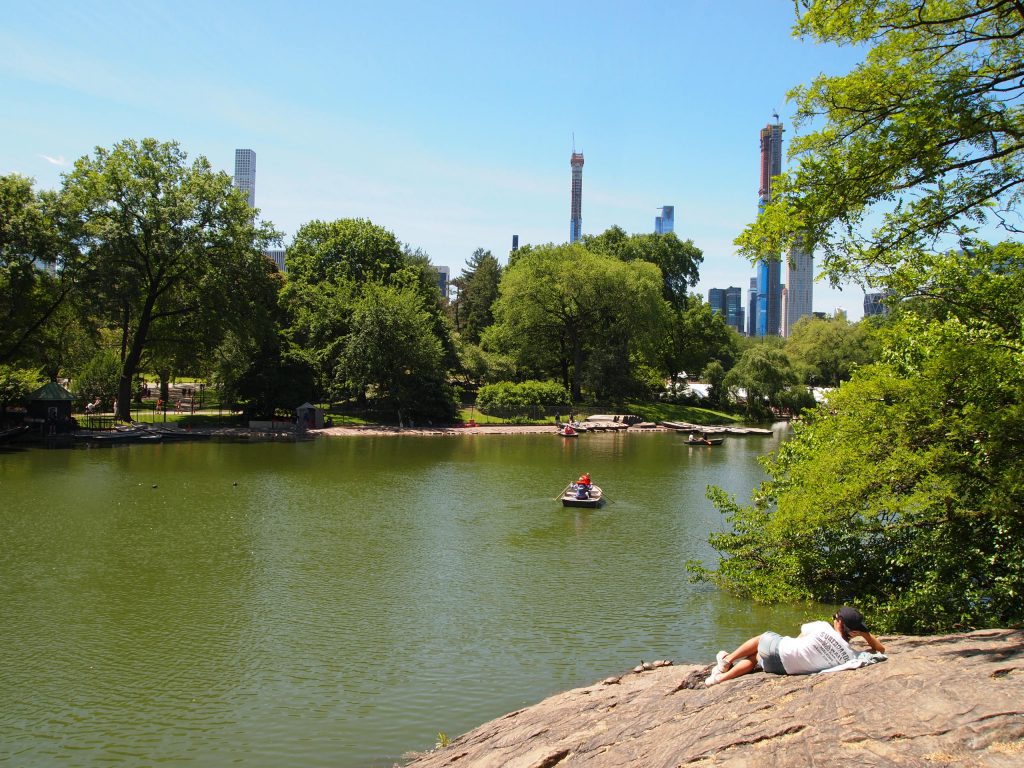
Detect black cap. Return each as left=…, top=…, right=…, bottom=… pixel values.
left=835, top=606, right=868, bottom=632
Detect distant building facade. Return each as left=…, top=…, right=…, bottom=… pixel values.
left=864, top=292, right=889, bottom=317
left=433, top=265, right=451, bottom=299
left=783, top=236, right=814, bottom=336
left=747, top=277, right=758, bottom=337
left=570, top=151, right=584, bottom=243
left=708, top=286, right=745, bottom=334
left=265, top=249, right=286, bottom=272
left=233, top=149, right=256, bottom=210
left=655, top=205, right=675, bottom=235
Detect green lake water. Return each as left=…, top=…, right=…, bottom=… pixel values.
left=0, top=427, right=813, bottom=767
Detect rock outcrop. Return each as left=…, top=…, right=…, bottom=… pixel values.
left=404, top=629, right=1023, bottom=767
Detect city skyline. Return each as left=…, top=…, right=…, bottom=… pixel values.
left=0, top=1, right=871, bottom=318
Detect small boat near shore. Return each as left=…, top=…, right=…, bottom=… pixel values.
left=140, top=426, right=211, bottom=440
left=557, top=425, right=579, bottom=437
left=560, top=483, right=604, bottom=508
left=687, top=435, right=724, bottom=446
left=74, top=429, right=163, bottom=444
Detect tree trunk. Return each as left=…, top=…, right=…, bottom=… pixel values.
left=115, top=290, right=158, bottom=422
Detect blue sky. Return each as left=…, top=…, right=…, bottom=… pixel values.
left=1, top=0, right=869, bottom=318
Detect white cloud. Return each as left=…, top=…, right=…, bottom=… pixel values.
left=39, top=154, right=67, bottom=166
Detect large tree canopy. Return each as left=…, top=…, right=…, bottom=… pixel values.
left=785, top=315, right=880, bottom=386
left=0, top=174, right=66, bottom=367
left=485, top=243, right=669, bottom=402
left=339, top=283, right=455, bottom=422
left=737, top=0, right=1024, bottom=285
left=59, top=139, right=281, bottom=421
left=694, top=242, right=1024, bottom=633
left=281, top=218, right=455, bottom=411
left=584, top=226, right=702, bottom=308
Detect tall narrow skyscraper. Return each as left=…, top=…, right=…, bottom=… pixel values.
left=234, top=149, right=256, bottom=209
left=655, top=205, right=675, bottom=234
left=747, top=277, right=758, bottom=337
left=755, top=118, right=784, bottom=336
left=569, top=151, right=584, bottom=243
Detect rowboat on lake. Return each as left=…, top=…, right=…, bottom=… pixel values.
left=560, top=483, right=604, bottom=508
left=687, top=434, right=724, bottom=446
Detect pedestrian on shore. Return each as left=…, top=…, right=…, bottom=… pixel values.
left=705, top=606, right=886, bottom=686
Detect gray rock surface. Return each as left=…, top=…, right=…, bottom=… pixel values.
left=404, top=629, right=1024, bottom=767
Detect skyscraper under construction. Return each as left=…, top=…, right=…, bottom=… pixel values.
left=755, top=118, right=784, bottom=336
left=570, top=150, right=584, bottom=243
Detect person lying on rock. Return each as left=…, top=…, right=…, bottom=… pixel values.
left=705, top=606, right=885, bottom=686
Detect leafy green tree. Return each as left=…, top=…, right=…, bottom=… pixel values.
left=693, top=243, right=1024, bottom=633
left=0, top=364, right=45, bottom=410
left=485, top=243, right=669, bottom=401
left=282, top=220, right=455, bottom=405
left=584, top=226, right=702, bottom=309
left=701, top=1, right=1024, bottom=634
left=0, top=174, right=68, bottom=366
left=211, top=330, right=315, bottom=419
left=338, top=283, right=456, bottom=422
left=701, top=360, right=728, bottom=410
left=671, top=298, right=741, bottom=386
left=737, top=0, right=1024, bottom=285
left=785, top=316, right=879, bottom=386
left=452, top=248, right=502, bottom=343
left=286, top=218, right=407, bottom=286
left=72, top=348, right=122, bottom=410
left=58, top=139, right=281, bottom=421
left=723, top=345, right=799, bottom=419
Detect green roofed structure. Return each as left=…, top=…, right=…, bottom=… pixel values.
left=28, top=381, right=75, bottom=433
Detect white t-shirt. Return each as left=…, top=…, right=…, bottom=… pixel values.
left=777, top=621, right=857, bottom=674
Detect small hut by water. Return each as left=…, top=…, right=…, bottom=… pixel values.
left=295, top=402, right=324, bottom=429
left=27, top=381, right=75, bottom=434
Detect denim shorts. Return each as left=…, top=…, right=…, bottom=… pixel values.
left=758, top=631, right=786, bottom=675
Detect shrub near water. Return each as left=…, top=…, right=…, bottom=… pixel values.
left=476, top=380, right=570, bottom=422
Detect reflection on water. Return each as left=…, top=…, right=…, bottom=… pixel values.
left=0, top=428, right=811, bottom=767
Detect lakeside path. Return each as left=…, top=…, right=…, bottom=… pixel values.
left=317, top=424, right=668, bottom=437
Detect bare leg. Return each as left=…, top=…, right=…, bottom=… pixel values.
left=722, top=635, right=761, bottom=669
left=707, top=634, right=763, bottom=686
left=716, top=655, right=757, bottom=682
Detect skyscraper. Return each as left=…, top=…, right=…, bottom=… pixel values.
left=570, top=151, right=584, bottom=243
left=755, top=118, right=784, bottom=336
left=864, top=292, right=889, bottom=317
left=655, top=205, right=675, bottom=234
left=783, top=235, right=813, bottom=336
left=233, top=149, right=256, bottom=209
left=747, top=278, right=758, bottom=337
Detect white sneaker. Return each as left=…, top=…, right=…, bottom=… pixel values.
left=713, top=650, right=731, bottom=674
left=705, top=671, right=723, bottom=687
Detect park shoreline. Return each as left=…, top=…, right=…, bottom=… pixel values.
left=315, top=423, right=672, bottom=437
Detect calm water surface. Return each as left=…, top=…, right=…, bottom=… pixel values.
left=0, top=427, right=812, bottom=767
